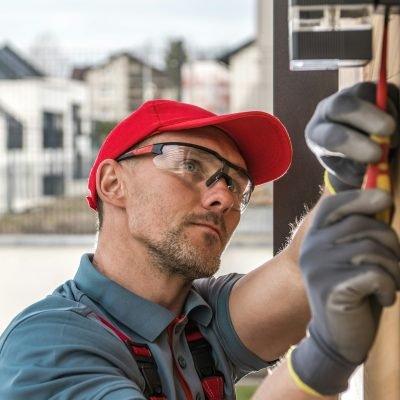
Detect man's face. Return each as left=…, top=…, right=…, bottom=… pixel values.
left=120, top=126, right=247, bottom=282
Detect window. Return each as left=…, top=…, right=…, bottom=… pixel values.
left=43, top=112, right=63, bottom=148
left=42, top=173, right=65, bottom=196
left=73, top=153, right=84, bottom=180
left=6, top=115, right=23, bottom=149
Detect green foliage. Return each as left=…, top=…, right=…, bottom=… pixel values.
left=93, top=120, right=118, bottom=148
left=164, top=39, right=187, bottom=83
left=0, top=196, right=96, bottom=234
left=235, top=385, right=258, bottom=400
left=164, top=39, right=187, bottom=100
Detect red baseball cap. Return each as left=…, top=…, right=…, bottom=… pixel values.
left=87, top=99, right=292, bottom=210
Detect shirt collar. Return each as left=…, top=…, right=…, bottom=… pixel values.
left=74, top=254, right=212, bottom=341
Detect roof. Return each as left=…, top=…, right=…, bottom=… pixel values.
left=90, top=51, right=164, bottom=74
left=71, top=66, right=91, bottom=81
left=218, top=39, right=256, bottom=65
left=0, top=44, right=44, bottom=79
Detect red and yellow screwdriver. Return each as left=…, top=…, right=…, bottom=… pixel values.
left=362, top=8, right=393, bottom=224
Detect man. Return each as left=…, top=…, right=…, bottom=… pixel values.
left=0, top=82, right=399, bottom=399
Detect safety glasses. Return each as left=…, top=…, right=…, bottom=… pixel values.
left=117, top=142, right=254, bottom=213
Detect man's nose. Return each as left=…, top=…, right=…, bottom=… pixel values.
left=206, top=171, right=233, bottom=191
left=202, top=172, right=235, bottom=213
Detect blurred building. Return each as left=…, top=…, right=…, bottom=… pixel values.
left=0, top=45, right=92, bottom=214
left=219, top=39, right=260, bottom=112
left=256, top=0, right=274, bottom=113
left=216, top=0, right=274, bottom=204
left=219, top=0, right=273, bottom=113
left=76, top=52, right=173, bottom=123
left=181, top=60, right=229, bottom=114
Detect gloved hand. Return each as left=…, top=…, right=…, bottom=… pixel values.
left=289, top=189, right=400, bottom=396
left=305, top=82, right=399, bottom=193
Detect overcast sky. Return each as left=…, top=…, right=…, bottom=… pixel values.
left=2, top=0, right=256, bottom=67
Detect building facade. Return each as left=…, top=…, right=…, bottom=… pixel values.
left=0, top=71, right=91, bottom=213
left=182, top=60, right=229, bottom=114
left=84, top=52, right=173, bottom=123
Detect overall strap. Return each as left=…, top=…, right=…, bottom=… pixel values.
left=185, top=321, right=225, bottom=400
left=96, top=315, right=167, bottom=400
left=95, top=314, right=225, bottom=400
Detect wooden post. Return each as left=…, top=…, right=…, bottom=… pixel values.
left=273, top=3, right=400, bottom=397
left=339, top=10, right=400, bottom=400
left=362, top=10, right=400, bottom=400
left=272, top=0, right=337, bottom=254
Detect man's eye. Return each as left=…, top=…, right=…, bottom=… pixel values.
left=181, top=159, right=200, bottom=173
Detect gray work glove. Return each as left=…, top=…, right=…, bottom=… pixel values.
left=290, top=189, right=400, bottom=396
left=306, top=82, right=399, bottom=192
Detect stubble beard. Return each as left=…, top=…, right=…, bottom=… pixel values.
left=144, top=221, right=223, bottom=283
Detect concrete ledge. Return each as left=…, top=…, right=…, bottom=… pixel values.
left=0, top=234, right=96, bottom=246
left=0, top=233, right=273, bottom=248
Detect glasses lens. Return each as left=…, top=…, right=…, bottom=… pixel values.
left=153, top=145, right=220, bottom=182
left=230, top=172, right=252, bottom=212
left=153, top=144, right=253, bottom=212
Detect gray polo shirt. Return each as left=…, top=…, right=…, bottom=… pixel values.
left=0, top=254, right=273, bottom=400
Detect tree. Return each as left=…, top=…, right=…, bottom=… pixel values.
left=29, top=33, right=70, bottom=77
left=164, top=39, right=187, bottom=101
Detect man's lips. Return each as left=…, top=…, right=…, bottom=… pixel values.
left=191, top=222, right=223, bottom=241
left=186, top=212, right=228, bottom=243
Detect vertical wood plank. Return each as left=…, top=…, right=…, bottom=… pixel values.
left=363, top=11, right=400, bottom=400
left=272, top=0, right=337, bottom=254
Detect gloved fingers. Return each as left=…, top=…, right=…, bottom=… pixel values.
left=321, top=156, right=365, bottom=187
left=326, top=267, right=393, bottom=363
left=331, top=267, right=397, bottom=308
left=304, top=82, right=399, bottom=197
left=351, top=253, right=400, bottom=290
left=332, top=216, right=400, bottom=259
left=312, top=84, right=397, bottom=137
left=312, top=189, right=392, bottom=228
left=344, top=231, right=400, bottom=260
left=307, top=230, right=400, bottom=286
left=344, top=237, right=400, bottom=286
left=347, top=82, right=399, bottom=150
left=306, top=122, right=383, bottom=163
left=340, top=81, right=399, bottom=124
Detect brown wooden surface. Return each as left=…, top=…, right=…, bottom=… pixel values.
left=273, top=3, right=400, bottom=398
left=272, top=0, right=337, bottom=255
left=363, top=10, right=400, bottom=400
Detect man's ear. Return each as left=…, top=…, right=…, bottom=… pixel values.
left=96, top=159, right=126, bottom=209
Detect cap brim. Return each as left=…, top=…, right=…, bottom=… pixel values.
left=158, top=111, right=292, bottom=185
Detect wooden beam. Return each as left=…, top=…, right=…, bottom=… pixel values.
left=273, top=2, right=400, bottom=398
left=272, top=0, right=337, bottom=254
left=363, top=11, right=400, bottom=400
left=339, top=10, right=400, bottom=400
left=273, top=3, right=400, bottom=398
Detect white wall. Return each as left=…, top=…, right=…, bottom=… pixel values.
left=257, top=0, right=273, bottom=113
left=0, top=240, right=272, bottom=334
left=227, top=0, right=273, bottom=113
left=0, top=78, right=90, bottom=213
left=182, top=60, right=230, bottom=114
left=229, top=43, right=264, bottom=112
left=87, top=55, right=131, bottom=122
